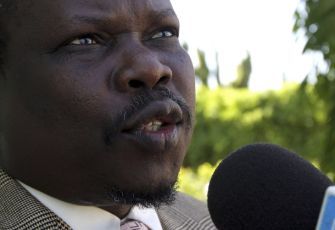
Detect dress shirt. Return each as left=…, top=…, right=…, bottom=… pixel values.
left=19, top=182, right=163, bottom=230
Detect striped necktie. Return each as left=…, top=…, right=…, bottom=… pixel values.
left=121, top=219, right=150, bottom=230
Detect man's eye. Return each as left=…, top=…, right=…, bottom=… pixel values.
left=70, top=36, right=98, bottom=45
left=151, top=30, right=176, bottom=39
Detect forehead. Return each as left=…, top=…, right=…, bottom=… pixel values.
left=15, top=0, right=174, bottom=21
left=6, top=0, right=176, bottom=42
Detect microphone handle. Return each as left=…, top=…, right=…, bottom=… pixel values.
left=316, top=186, right=335, bottom=230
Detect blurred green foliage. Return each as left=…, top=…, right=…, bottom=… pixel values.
left=230, top=53, right=252, bottom=88
left=178, top=162, right=217, bottom=201
left=184, top=84, right=328, bottom=172
left=179, top=0, right=335, bottom=200
left=179, top=83, right=332, bottom=200
left=195, top=50, right=210, bottom=86
left=295, top=0, right=335, bottom=173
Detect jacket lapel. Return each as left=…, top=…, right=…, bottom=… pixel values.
left=157, top=204, right=195, bottom=230
left=0, top=169, right=72, bottom=229
left=157, top=193, right=216, bottom=230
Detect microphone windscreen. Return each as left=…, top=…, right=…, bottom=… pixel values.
left=207, top=143, right=333, bottom=230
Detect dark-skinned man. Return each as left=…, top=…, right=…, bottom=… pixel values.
left=0, top=0, right=216, bottom=229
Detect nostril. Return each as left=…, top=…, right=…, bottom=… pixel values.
left=157, top=76, right=170, bottom=85
left=128, top=76, right=169, bottom=89
left=128, top=80, right=145, bottom=88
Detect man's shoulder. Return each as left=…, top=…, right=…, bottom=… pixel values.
left=157, top=192, right=217, bottom=230
left=0, top=169, right=71, bottom=229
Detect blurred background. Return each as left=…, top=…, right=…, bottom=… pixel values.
left=171, top=0, right=335, bottom=200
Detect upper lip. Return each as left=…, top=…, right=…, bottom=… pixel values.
left=121, top=99, right=183, bottom=133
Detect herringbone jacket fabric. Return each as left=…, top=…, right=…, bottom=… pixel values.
left=0, top=170, right=216, bottom=230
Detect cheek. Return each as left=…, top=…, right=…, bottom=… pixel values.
left=171, top=51, right=195, bottom=110
left=8, top=61, right=107, bottom=125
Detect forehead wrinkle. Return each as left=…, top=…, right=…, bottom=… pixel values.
left=124, top=0, right=176, bottom=24
left=69, top=8, right=177, bottom=29
left=147, top=9, right=176, bottom=24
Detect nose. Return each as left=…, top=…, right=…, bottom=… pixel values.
left=113, top=44, right=173, bottom=92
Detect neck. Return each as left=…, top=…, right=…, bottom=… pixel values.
left=100, top=204, right=133, bottom=219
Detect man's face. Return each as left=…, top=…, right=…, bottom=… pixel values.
left=0, top=0, right=195, bottom=208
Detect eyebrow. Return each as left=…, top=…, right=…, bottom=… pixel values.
left=148, top=9, right=176, bottom=22
left=71, top=9, right=177, bottom=26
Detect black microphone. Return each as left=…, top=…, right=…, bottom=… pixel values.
left=207, top=143, right=333, bottom=230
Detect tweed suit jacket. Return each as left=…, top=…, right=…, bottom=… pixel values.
left=0, top=170, right=216, bottom=230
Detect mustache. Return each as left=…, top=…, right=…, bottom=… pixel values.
left=105, top=87, right=193, bottom=140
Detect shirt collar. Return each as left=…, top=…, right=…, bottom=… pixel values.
left=19, top=182, right=162, bottom=230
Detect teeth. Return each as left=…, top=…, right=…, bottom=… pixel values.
left=143, top=120, right=163, bottom=131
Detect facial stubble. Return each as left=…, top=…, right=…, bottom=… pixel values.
left=101, top=87, right=193, bottom=208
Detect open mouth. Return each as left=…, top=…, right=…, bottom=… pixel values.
left=143, top=120, right=164, bottom=132
left=121, top=100, right=183, bottom=135
left=114, top=100, right=184, bottom=152
left=122, top=117, right=181, bottom=134
left=105, top=99, right=190, bottom=153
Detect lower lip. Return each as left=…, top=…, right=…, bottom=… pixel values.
left=121, top=124, right=181, bottom=153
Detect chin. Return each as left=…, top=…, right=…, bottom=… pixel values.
left=101, top=176, right=178, bottom=208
